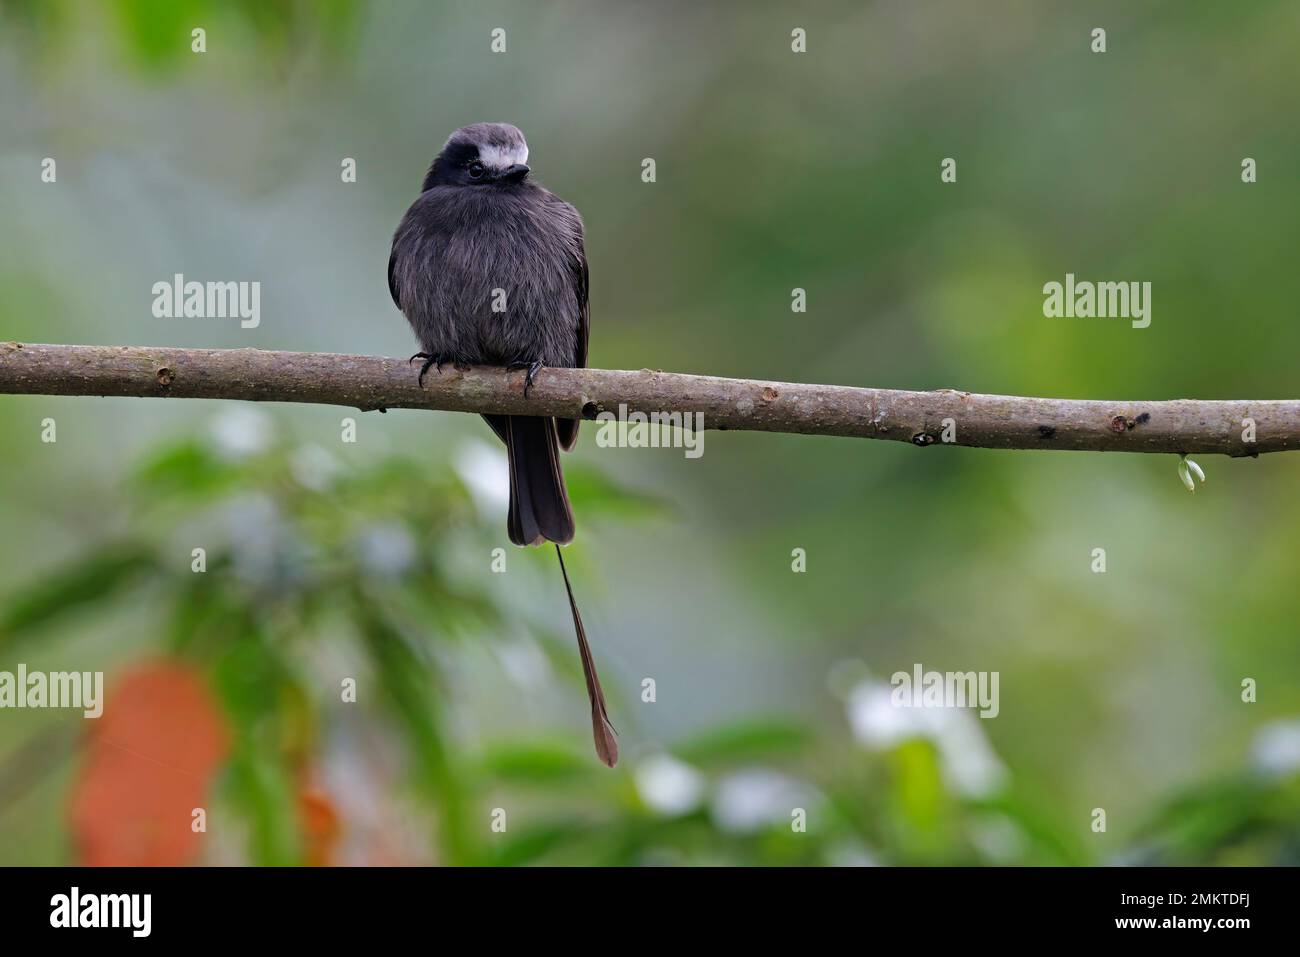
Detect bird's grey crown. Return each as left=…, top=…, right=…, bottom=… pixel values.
left=444, top=122, right=529, bottom=169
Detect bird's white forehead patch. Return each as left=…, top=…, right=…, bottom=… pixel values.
left=477, top=142, right=529, bottom=170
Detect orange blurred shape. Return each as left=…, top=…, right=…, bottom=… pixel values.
left=70, top=660, right=229, bottom=866
left=297, top=784, right=341, bottom=867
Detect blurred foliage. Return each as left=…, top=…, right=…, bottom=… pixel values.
left=0, top=417, right=662, bottom=864
left=1127, top=773, right=1300, bottom=866
left=2, top=0, right=1300, bottom=865
left=1, top=421, right=1296, bottom=865
left=1, top=0, right=358, bottom=73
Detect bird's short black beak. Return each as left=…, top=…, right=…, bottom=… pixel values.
left=500, top=163, right=530, bottom=183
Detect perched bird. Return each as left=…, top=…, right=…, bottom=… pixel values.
left=388, top=123, right=617, bottom=766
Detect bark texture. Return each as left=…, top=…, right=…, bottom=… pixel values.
left=1, top=342, right=1292, bottom=456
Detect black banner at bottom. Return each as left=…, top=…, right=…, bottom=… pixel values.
left=0, top=866, right=1278, bottom=941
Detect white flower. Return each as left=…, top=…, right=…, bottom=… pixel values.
left=1251, top=719, right=1300, bottom=777
left=846, top=680, right=1007, bottom=797
left=453, top=439, right=510, bottom=515
left=289, top=443, right=343, bottom=491
left=209, top=405, right=272, bottom=459
left=635, top=753, right=706, bottom=816
left=710, top=768, right=818, bottom=833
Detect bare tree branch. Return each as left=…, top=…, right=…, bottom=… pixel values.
left=0, top=341, right=1292, bottom=456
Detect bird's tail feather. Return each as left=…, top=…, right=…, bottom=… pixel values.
left=487, top=413, right=614, bottom=765
left=503, top=415, right=574, bottom=546
left=555, top=544, right=619, bottom=767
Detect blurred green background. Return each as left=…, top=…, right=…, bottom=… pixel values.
left=1, top=0, right=1299, bottom=865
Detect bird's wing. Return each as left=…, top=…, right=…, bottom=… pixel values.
left=387, top=247, right=401, bottom=309
left=556, top=204, right=588, bottom=451
left=573, top=230, right=589, bottom=371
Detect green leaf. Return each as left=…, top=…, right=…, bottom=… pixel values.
left=0, top=545, right=155, bottom=646
left=486, top=821, right=591, bottom=867
left=130, top=438, right=240, bottom=501
left=209, top=622, right=309, bottom=866
left=673, top=719, right=812, bottom=766
left=354, top=591, right=474, bottom=864
left=479, top=740, right=596, bottom=784
left=220, top=751, right=303, bottom=867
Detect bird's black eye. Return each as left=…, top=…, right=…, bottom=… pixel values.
left=468, top=161, right=486, bottom=179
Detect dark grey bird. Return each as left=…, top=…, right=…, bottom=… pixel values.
left=388, top=122, right=617, bottom=766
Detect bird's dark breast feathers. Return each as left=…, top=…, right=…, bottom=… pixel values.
left=390, top=184, right=585, bottom=368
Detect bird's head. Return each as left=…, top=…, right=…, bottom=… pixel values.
left=422, top=122, right=532, bottom=191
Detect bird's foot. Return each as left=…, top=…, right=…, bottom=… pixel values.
left=507, top=359, right=544, bottom=398
left=409, top=352, right=447, bottom=388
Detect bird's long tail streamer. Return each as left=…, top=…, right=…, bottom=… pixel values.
left=555, top=544, right=619, bottom=767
